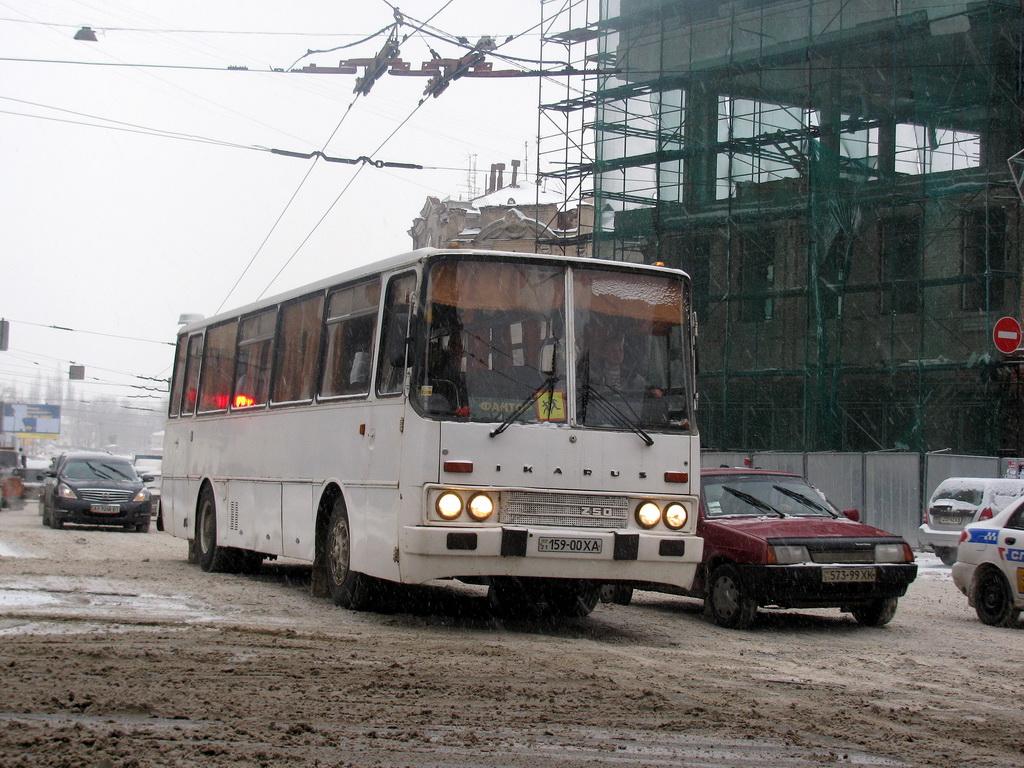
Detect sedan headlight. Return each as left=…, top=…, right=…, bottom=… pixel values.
left=435, top=492, right=463, bottom=521
left=132, top=488, right=151, bottom=503
left=770, top=545, right=810, bottom=565
left=635, top=501, right=661, bottom=529
left=57, top=482, right=77, bottom=500
left=664, top=503, right=688, bottom=530
left=875, top=543, right=910, bottom=563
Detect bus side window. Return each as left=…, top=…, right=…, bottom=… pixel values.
left=233, top=309, right=276, bottom=409
left=197, top=321, right=238, bottom=412
left=377, top=272, right=417, bottom=397
left=168, top=334, right=188, bottom=417
left=320, top=279, right=381, bottom=398
left=180, top=333, right=204, bottom=416
left=271, top=292, right=324, bottom=404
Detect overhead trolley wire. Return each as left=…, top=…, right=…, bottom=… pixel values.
left=215, top=16, right=405, bottom=313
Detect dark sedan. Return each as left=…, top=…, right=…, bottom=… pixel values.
left=41, top=452, right=154, bottom=533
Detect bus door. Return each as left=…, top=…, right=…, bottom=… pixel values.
left=350, top=270, right=419, bottom=578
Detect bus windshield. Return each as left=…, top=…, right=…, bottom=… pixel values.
left=414, top=256, right=693, bottom=433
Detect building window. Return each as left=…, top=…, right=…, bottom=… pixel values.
left=880, top=219, right=920, bottom=314
left=679, top=236, right=710, bottom=326
left=740, top=231, right=774, bottom=322
left=820, top=233, right=848, bottom=320
left=961, top=209, right=1007, bottom=311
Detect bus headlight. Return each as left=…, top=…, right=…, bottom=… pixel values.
left=435, top=492, right=463, bottom=521
left=635, top=501, right=661, bottom=529
left=467, top=493, right=494, bottom=522
left=663, top=503, right=688, bottom=530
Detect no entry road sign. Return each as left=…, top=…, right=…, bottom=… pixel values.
left=993, top=316, right=1022, bottom=354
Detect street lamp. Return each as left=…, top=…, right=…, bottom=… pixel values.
left=73, top=26, right=98, bottom=41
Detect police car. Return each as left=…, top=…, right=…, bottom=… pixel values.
left=951, top=498, right=1024, bottom=627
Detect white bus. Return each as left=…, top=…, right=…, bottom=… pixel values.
left=163, top=248, right=702, bottom=617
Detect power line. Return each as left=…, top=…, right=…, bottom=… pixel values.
left=8, top=319, right=174, bottom=347
left=217, top=19, right=408, bottom=312
left=0, top=55, right=286, bottom=73
left=0, top=16, right=406, bottom=37
left=5, top=349, right=168, bottom=383
left=257, top=99, right=428, bottom=299
left=251, top=1, right=462, bottom=300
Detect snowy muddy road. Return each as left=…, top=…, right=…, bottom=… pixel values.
left=0, top=504, right=1019, bottom=768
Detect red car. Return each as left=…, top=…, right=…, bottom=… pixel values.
left=605, top=469, right=918, bottom=628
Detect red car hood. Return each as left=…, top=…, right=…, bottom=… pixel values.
left=701, top=516, right=893, bottom=541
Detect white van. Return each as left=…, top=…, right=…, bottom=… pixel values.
left=920, top=477, right=1024, bottom=565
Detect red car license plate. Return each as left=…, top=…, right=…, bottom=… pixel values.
left=822, top=567, right=875, bottom=583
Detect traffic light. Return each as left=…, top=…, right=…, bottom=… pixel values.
left=69, top=364, right=85, bottom=380
left=0, top=318, right=8, bottom=351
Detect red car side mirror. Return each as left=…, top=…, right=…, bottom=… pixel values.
left=841, top=509, right=860, bottom=522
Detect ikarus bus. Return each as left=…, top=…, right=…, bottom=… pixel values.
left=162, top=248, right=703, bottom=618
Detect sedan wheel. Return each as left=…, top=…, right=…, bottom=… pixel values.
left=973, top=569, right=1021, bottom=627
left=707, top=564, right=757, bottom=629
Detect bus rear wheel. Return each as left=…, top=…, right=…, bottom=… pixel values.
left=196, top=486, right=232, bottom=573
left=323, top=500, right=378, bottom=610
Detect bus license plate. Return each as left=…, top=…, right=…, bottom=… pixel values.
left=821, top=567, right=875, bottom=583
left=91, top=504, right=120, bottom=514
left=537, top=536, right=602, bottom=554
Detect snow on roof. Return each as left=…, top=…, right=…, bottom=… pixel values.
left=471, top=185, right=568, bottom=209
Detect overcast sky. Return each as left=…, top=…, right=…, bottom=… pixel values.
left=1, top=1, right=559, bottom=403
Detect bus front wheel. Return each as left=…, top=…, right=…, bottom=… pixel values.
left=323, top=500, right=378, bottom=610
left=196, top=486, right=232, bottom=573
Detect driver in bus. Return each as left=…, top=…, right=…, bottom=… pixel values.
left=577, top=318, right=665, bottom=424
left=427, top=329, right=469, bottom=417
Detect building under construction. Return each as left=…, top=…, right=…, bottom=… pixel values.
left=539, top=0, right=1024, bottom=455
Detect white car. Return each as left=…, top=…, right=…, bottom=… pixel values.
left=951, top=499, right=1024, bottom=627
left=920, top=477, right=1024, bottom=565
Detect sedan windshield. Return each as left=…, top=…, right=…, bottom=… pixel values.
left=704, top=477, right=839, bottom=518
left=63, top=460, right=138, bottom=482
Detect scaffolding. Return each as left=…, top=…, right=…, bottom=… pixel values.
left=540, top=0, right=1024, bottom=455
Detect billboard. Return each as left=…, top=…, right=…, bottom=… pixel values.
left=1, top=403, right=61, bottom=439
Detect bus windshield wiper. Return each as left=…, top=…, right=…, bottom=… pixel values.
left=579, top=383, right=654, bottom=446
left=721, top=486, right=785, bottom=517
left=489, top=374, right=561, bottom=438
left=490, top=335, right=562, bottom=439
left=772, top=485, right=837, bottom=517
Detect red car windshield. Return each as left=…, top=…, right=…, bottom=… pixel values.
left=704, top=476, right=840, bottom=519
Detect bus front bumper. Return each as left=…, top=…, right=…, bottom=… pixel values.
left=400, top=525, right=703, bottom=590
